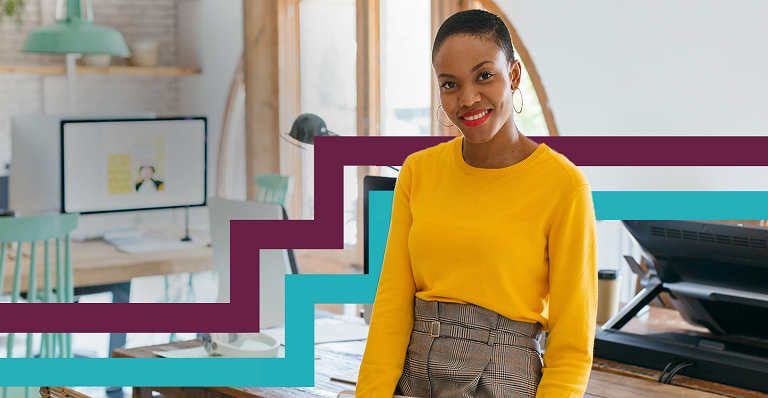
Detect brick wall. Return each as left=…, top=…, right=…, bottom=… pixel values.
left=0, top=0, right=183, bottom=174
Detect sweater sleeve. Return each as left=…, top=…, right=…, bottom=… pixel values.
left=536, top=184, right=598, bottom=398
left=356, top=156, right=418, bottom=397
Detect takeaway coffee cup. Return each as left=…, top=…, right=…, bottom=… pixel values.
left=597, top=270, right=622, bottom=324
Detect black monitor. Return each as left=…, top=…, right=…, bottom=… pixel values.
left=363, top=175, right=397, bottom=275
left=623, top=220, right=768, bottom=339
left=60, top=117, right=207, bottom=214
left=0, top=175, right=7, bottom=211
left=595, top=220, right=768, bottom=393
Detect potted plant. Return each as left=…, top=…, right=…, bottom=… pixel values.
left=1, top=0, right=25, bottom=26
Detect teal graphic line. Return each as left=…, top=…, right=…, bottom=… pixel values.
left=1, top=190, right=768, bottom=386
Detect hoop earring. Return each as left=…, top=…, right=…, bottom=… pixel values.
left=512, top=87, right=524, bottom=114
left=436, top=104, right=455, bottom=127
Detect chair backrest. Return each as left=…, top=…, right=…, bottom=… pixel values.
left=255, top=174, right=294, bottom=207
left=0, top=214, right=79, bottom=243
left=0, top=213, right=79, bottom=368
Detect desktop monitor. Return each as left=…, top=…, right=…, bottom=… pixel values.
left=60, top=118, right=206, bottom=214
left=363, top=176, right=397, bottom=276
left=9, top=113, right=156, bottom=216
left=623, top=220, right=768, bottom=339
left=594, top=220, right=768, bottom=392
left=0, top=176, right=7, bottom=210
left=362, top=175, right=397, bottom=324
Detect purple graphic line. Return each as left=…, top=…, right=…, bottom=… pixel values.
left=3, top=136, right=767, bottom=333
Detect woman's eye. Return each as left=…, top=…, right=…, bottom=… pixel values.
left=478, top=71, right=493, bottom=81
left=441, top=81, right=457, bottom=89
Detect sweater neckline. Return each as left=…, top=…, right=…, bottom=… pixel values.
left=453, top=136, right=549, bottom=177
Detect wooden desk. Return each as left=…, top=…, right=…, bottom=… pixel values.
left=2, top=226, right=215, bottom=295
left=113, top=310, right=766, bottom=398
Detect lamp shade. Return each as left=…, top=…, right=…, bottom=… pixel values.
left=281, top=113, right=338, bottom=148
left=22, top=17, right=130, bottom=56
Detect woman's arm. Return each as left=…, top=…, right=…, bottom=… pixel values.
left=356, top=156, right=418, bottom=397
left=537, top=184, right=598, bottom=398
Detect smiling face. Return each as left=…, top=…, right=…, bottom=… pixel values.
left=139, top=166, right=154, bottom=180
left=433, top=34, right=521, bottom=144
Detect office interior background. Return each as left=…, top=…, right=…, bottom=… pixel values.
left=2, top=0, right=768, bottom=396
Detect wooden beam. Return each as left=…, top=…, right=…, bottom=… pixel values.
left=356, top=0, right=380, bottom=139
left=430, top=0, right=467, bottom=137
left=0, top=65, right=201, bottom=76
left=356, top=0, right=380, bottom=267
left=243, top=0, right=282, bottom=200
left=216, top=55, right=245, bottom=199
left=476, top=0, right=559, bottom=136
left=277, top=0, right=303, bottom=219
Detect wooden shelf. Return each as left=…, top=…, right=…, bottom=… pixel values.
left=0, top=65, right=201, bottom=76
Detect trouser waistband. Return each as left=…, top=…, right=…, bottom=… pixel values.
left=412, top=296, right=543, bottom=352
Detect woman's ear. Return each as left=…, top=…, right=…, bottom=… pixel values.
left=509, top=60, right=522, bottom=90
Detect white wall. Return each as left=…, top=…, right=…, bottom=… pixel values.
left=495, top=0, right=768, bottom=300
left=177, top=0, right=244, bottom=202
left=496, top=0, right=768, bottom=137
left=0, top=0, right=181, bottom=176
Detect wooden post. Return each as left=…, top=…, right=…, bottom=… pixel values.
left=243, top=0, right=283, bottom=200
left=431, top=0, right=467, bottom=137
left=355, top=0, right=380, bottom=267
left=278, top=0, right=303, bottom=219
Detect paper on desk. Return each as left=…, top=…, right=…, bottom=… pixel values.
left=153, top=344, right=322, bottom=359
left=261, top=322, right=369, bottom=345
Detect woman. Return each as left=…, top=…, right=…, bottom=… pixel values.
left=135, top=165, right=164, bottom=192
left=356, top=9, right=597, bottom=398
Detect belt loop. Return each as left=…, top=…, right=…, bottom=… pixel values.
left=487, top=331, right=495, bottom=346
left=488, top=312, right=499, bottom=346
left=430, top=321, right=441, bottom=338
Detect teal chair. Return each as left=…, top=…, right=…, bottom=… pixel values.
left=255, top=174, right=294, bottom=208
left=0, top=213, right=78, bottom=398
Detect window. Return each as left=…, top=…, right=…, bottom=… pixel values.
left=471, top=0, right=549, bottom=136
left=299, top=0, right=359, bottom=246
left=380, top=0, right=432, bottom=137
left=515, top=61, right=549, bottom=136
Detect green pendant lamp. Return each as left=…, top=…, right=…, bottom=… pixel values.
left=21, top=0, right=129, bottom=114
left=21, top=0, right=130, bottom=56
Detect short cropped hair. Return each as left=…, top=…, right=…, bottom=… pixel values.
left=432, top=9, right=515, bottom=66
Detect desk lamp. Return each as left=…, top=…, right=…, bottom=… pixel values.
left=280, top=113, right=399, bottom=172
left=280, top=113, right=339, bottom=149
left=21, top=0, right=130, bottom=114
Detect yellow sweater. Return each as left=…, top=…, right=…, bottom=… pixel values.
left=356, top=136, right=598, bottom=398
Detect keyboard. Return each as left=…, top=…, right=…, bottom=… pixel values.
left=105, top=236, right=193, bottom=254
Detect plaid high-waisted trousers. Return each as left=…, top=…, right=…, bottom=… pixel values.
left=395, top=297, right=545, bottom=398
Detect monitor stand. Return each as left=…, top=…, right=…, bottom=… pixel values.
left=180, top=205, right=194, bottom=242
left=594, top=256, right=768, bottom=393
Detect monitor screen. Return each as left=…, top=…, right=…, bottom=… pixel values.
left=363, top=176, right=397, bottom=275
left=61, top=118, right=206, bottom=214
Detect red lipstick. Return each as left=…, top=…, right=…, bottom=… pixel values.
left=459, top=109, right=492, bottom=127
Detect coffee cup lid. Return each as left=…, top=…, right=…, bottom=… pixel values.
left=598, top=270, right=621, bottom=280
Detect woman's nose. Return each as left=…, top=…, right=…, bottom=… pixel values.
left=458, top=86, right=481, bottom=108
